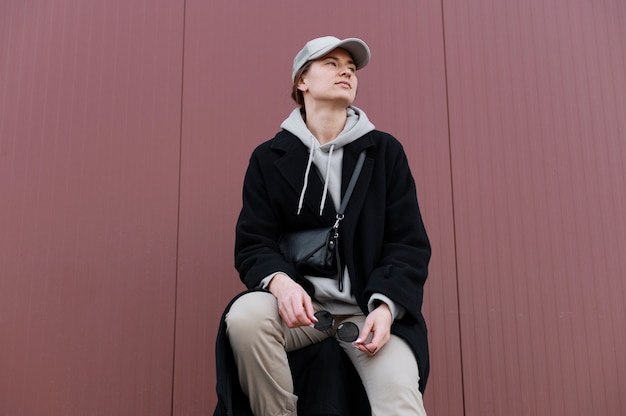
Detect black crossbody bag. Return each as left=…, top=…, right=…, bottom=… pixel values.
left=278, top=150, right=366, bottom=291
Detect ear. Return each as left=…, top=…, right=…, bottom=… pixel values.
left=297, top=77, right=308, bottom=92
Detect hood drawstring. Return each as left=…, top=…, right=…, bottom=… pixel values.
left=296, top=138, right=336, bottom=216
left=283, top=106, right=375, bottom=216
left=320, top=144, right=335, bottom=215
left=297, top=136, right=316, bottom=215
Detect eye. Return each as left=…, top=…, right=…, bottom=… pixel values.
left=326, top=61, right=337, bottom=66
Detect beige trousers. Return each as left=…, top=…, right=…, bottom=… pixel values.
left=225, top=291, right=426, bottom=416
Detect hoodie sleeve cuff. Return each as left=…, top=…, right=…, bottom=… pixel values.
left=368, top=294, right=406, bottom=320
left=259, top=272, right=288, bottom=289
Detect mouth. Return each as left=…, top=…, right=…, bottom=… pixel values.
left=335, top=81, right=352, bottom=89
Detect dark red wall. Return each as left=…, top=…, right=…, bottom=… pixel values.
left=1, top=1, right=624, bottom=415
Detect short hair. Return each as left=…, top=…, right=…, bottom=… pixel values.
left=290, top=61, right=313, bottom=107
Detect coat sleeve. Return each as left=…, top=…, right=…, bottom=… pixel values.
left=363, top=139, right=431, bottom=319
left=234, top=146, right=297, bottom=289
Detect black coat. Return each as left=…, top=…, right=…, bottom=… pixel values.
left=234, top=129, right=431, bottom=393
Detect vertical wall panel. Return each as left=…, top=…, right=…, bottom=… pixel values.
left=444, top=0, right=626, bottom=414
left=0, top=1, right=184, bottom=414
left=174, top=1, right=460, bottom=414
left=3, top=0, right=625, bottom=415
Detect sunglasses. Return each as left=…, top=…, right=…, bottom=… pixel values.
left=313, top=310, right=359, bottom=343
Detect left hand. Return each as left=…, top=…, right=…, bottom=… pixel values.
left=353, top=303, right=392, bottom=356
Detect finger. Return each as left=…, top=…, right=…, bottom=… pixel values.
left=290, top=296, right=315, bottom=327
left=355, top=319, right=374, bottom=345
left=362, top=343, right=378, bottom=355
left=302, top=297, right=317, bottom=323
left=280, top=295, right=305, bottom=327
left=278, top=303, right=298, bottom=328
left=354, top=341, right=377, bottom=356
left=354, top=337, right=376, bottom=356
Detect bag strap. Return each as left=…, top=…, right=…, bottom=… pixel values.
left=338, top=150, right=366, bottom=215
left=332, top=149, right=366, bottom=291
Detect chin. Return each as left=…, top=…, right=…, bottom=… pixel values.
left=335, top=95, right=355, bottom=107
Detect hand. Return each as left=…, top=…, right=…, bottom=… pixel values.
left=353, top=303, right=392, bottom=356
left=268, top=273, right=317, bottom=328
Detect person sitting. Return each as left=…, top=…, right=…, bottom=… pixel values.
left=224, top=36, right=431, bottom=416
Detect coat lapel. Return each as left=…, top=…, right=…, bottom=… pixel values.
left=272, top=131, right=331, bottom=219
left=272, top=130, right=375, bottom=221
left=341, top=133, right=375, bottom=221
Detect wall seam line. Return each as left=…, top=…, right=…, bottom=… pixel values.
left=440, top=1, right=467, bottom=414
left=171, top=0, right=187, bottom=414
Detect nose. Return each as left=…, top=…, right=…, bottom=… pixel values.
left=339, top=66, right=352, bottom=77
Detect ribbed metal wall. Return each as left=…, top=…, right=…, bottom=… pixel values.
left=444, top=1, right=626, bottom=414
left=1, top=1, right=624, bottom=415
left=0, top=1, right=185, bottom=414
left=173, top=1, right=461, bottom=414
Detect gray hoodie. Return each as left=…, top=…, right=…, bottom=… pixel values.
left=280, top=106, right=375, bottom=216
left=266, top=106, right=404, bottom=319
left=275, top=106, right=376, bottom=314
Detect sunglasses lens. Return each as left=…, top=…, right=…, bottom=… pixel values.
left=336, top=322, right=359, bottom=342
left=313, top=310, right=333, bottom=331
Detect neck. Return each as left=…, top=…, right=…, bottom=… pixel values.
left=304, top=105, right=348, bottom=145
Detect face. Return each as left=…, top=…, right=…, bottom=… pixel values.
left=297, top=48, right=358, bottom=107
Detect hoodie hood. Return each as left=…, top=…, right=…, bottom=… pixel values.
left=281, top=106, right=375, bottom=215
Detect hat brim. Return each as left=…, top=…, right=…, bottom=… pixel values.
left=307, top=38, right=371, bottom=71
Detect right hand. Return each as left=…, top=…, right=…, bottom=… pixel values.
left=268, top=273, right=317, bottom=328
